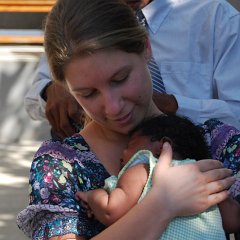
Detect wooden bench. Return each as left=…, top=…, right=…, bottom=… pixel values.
left=0, top=31, right=44, bottom=44
left=0, top=0, right=55, bottom=12
left=0, top=1, right=55, bottom=44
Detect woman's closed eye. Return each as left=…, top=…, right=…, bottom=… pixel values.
left=76, top=89, right=97, bottom=99
left=109, top=66, right=131, bottom=87
left=110, top=73, right=129, bottom=86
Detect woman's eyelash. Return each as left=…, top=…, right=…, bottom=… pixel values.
left=112, top=74, right=129, bottom=83
left=76, top=91, right=96, bottom=98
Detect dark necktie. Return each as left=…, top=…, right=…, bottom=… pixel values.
left=136, top=10, right=166, bottom=93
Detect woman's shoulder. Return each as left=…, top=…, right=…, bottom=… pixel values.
left=33, top=133, right=96, bottom=164
left=202, top=118, right=240, bottom=139
left=201, top=118, right=240, bottom=165
left=31, top=133, right=110, bottom=185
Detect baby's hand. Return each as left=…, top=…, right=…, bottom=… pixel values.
left=75, top=191, right=94, bottom=218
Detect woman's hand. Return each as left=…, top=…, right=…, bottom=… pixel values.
left=151, top=142, right=235, bottom=218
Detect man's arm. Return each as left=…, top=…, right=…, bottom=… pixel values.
left=24, top=55, right=52, bottom=121
left=152, top=3, right=240, bottom=129
left=154, top=92, right=240, bottom=129
left=24, top=55, right=85, bottom=138
left=182, top=6, right=240, bottom=129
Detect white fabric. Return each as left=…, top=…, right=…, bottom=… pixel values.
left=24, top=55, right=51, bottom=121
left=144, top=0, right=240, bottom=129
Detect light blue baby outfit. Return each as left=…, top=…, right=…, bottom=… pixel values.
left=104, top=150, right=226, bottom=240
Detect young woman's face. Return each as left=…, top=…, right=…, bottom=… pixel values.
left=65, top=49, right=157, bottom=134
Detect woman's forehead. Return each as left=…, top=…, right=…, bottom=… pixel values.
left=68, top=49, right=132, bottom=71
left=65, top=49, right=139, bottom=86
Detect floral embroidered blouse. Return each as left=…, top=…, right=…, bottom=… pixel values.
left=17, top=119, right=240, bottom=239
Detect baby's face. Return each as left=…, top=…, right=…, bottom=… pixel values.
left=122, top=132, right=159, bottom=166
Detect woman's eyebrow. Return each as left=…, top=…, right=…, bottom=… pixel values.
left=70, top=86, right=91, bottom=92
left=111, top=65, right=131, bottom=78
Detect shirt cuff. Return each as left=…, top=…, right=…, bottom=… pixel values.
left=40, top=81, right=53, bottom=101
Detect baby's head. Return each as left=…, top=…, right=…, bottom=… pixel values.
left=122, top=114, right=210, bottom=165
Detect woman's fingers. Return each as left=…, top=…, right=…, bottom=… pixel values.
left=203, top=168, right=233, bottom=182
left=152, top=142, right=173, bottom=185
left=196, top=159, right=223, bottom=172
left=206, top=176, right=236, bottom=195
left=207, top=191, right=230, bottom=206
left=157, top=142, right=173, bottom=168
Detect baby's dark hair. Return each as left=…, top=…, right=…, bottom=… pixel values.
left=130, top=114, right=210, bottom=160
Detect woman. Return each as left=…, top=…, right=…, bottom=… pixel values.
left=17, top=0, right=234, bottom=239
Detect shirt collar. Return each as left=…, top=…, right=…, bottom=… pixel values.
left=142, top=0, right=173, bottom=34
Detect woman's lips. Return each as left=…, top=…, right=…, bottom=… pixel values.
left=113, top=111, right=132, bottom=126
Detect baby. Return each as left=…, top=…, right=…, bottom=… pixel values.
left=76, top=115, right=240, bottom=238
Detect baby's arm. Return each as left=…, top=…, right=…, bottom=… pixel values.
left=218, top=197, right=240, bottom=233
left=77, top=164, right=148, bottom=226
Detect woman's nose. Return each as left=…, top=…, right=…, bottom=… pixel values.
left=103, top=92, right=122, bottom=116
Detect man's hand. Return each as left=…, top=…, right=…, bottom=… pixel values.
left=44, top=82, right=85, bottom=139
left=152, top=91, right=178, bottom=114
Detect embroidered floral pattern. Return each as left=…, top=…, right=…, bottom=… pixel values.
left=17, top=135, right=108, bottom=239
left=202, top=119, right=240, bottom=200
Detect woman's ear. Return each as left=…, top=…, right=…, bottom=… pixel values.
left=144, top=37, right=152, bottom=61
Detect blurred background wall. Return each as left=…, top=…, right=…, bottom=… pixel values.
left=0, top=2, right=51, bottom=144
left=0, top=46, right=50, bottom=144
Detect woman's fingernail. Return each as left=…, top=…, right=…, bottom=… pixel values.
left=163, top=141, right=170, bottom=149
left=162, top=137, right=173, bottom=146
